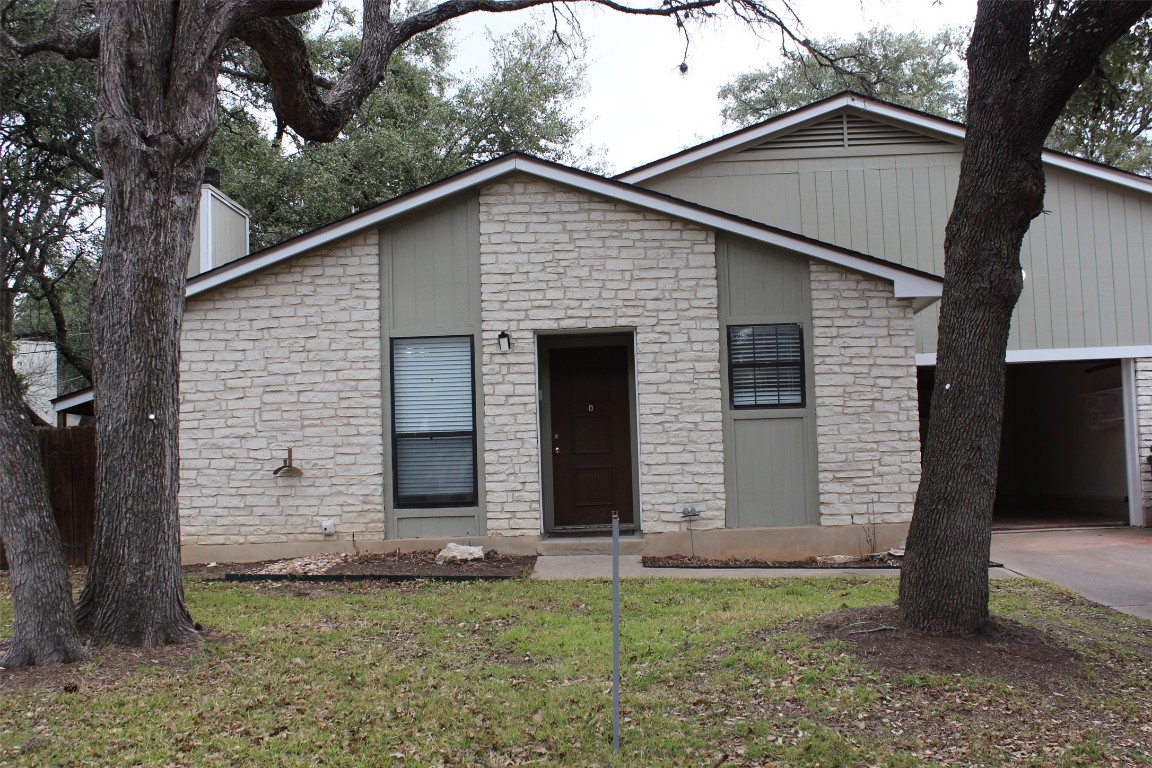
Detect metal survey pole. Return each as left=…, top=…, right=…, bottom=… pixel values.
left=611, top=510, right=621, bottom=753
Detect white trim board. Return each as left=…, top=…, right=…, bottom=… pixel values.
left=619, top=92, right=1152, bottom=197
left=188, top=153, right=941, bottom=301
left=1121, top=359, right=1146, bottom=526
left=52, top=388, right=93, bottom=412
left=916, top=346, right=1152, bottom=366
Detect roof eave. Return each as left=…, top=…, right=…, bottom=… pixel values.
left=619, top=92, right=1152, bottom=195
left=187, top=152, right=939, bottom=303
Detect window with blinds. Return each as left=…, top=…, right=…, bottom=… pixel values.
left=728, top=324, right=805, bottom=409
left=391, top=336, right=477, bottom=507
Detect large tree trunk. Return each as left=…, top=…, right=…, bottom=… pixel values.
left=0, top=347, right=86, bottom=667
left=74, top=147, right=202, bottom=645
left=74, top=1, right=219, bottom=646
left=899, top=0, right=1151, bottom=635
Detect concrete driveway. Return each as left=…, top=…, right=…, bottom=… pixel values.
left=992, top=527, right=1152, bottom=620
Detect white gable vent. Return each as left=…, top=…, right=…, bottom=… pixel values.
left=746, top=113, right=948, bottom=152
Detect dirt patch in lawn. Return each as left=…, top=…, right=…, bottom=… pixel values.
left=182, top=549, right=537, bottom=581
left=0, top=628, right=228, bottom=693
left=802, top=604, right=1086, bottom=689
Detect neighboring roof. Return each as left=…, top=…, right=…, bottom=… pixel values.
left=618, top=91, right=1152, bottom=196
left=189, top=152, right=941, bottom=302
left=52, top=387, right=95, bottom=416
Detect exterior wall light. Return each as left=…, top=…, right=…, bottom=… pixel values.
left=497, top=331, right=512, bottom=353
left=273, top=448, right=303, bottom=477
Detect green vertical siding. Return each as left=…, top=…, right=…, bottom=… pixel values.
left=379, top=195, right=485, bottom=538
left=646, top=149, right=961, bottom=270
left=383, top=198, right=479, bottom=334
left=209, top=195, right=249, bottom=268
left=717, top=235, right=819, bottom=528
left=643, top=119, right=1152, bottom=353
left=729, top=417, right=812, bottom=527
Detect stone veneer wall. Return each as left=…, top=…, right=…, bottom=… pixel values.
left=478, top=176, right=726, bottom=535
left=810, top=262, right=921, bottom=526
left=179, top=230, right=385, bottom=547
left=1138, top=358, right=1152, bottom=518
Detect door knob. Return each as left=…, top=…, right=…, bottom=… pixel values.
left=554, top=446, right=560, bottom=454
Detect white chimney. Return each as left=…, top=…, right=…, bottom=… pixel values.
left=188, top=168, right=250, bottom=278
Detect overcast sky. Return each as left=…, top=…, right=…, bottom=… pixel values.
left=447, top=0, right=977, bottom=173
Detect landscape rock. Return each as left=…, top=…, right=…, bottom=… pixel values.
left=436, top=543, right=486, bottom=565
left=816, top=554, right=858, bottom=565
left=257, top=552, right=349, bottom=576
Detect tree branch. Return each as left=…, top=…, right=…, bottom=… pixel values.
left=219, top=64, right=335, bottom=91
left=0, top=0, right=98, bottom=59
left=240, top=0, right=764, bottom=143
left=1025, top=0, right=1152, bottom=131
left=34, top=278, right=92, bottom=384
left=393, top=0, right=723, bottom=46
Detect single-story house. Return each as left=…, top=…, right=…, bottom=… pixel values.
left=168, top=152, right=939, bottom=563
left=57, top=92, right=1152, bottom=563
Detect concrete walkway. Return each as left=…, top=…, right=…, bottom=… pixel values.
left=992, top=527, right=1152, bottom=621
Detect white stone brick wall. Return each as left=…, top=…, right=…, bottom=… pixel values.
left=810, top=262, right=921, bottom=526
left=478, top=176, right=726, bottom=535
left=179, top=231, right=384, bottom=546
left=13, top=340, right=57, bottom=423
left=1138, top=358, right=1152, bottom=516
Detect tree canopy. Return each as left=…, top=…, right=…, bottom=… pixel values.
left=1045, top=15, right=1152, bottom=171
left=718, top=26, right=967, bottom=124
left=1, top=0, right=100, bottom=399
left=211, top=20, right=591, bottom=250
left=720, top=18, right=1152, bottom=176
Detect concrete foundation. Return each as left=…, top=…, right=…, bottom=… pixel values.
left=180, top=522, right=908, bottom=564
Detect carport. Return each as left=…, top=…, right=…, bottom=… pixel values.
left=918, top=357, right=1146, bottom=529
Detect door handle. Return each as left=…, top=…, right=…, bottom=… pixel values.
left=554, top=445, right=560, bottom=454
left=554, top=434, right=560, bottom=454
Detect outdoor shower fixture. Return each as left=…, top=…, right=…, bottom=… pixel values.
left=272, top=448, right=303, bottom=477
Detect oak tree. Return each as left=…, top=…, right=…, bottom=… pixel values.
left=898, top=0, right=1151, bottom=635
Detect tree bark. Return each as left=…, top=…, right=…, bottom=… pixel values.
left=73, top=0, right=226, bottom=646
left=0, top=346, right=86, bottom=667
left=899, top=0, right=1151, bottom=635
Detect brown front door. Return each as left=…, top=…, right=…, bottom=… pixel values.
left=549, top=346, right=635, bottom=529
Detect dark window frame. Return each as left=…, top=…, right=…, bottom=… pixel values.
left=390, top=335, right=478, bottom=509
left=727, top=323, right=806, bottom=410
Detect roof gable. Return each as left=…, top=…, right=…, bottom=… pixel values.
left=619, top=92, right=1152, bottom=196
left=188, top=153, right=941, bottom=303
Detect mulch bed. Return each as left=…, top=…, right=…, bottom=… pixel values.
left=643, top=554, right=1004, bottom=569
left=802, top=605, right=1086, bottom=688
left=182, top=549, right=537, bottom=582
left=642, top=553, right=905, bottom=569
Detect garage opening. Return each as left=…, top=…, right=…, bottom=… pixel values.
left=918, top=360, right=1130, bottom=529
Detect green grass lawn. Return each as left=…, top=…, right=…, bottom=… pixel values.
left=1, top=575, right=1150, bottom=767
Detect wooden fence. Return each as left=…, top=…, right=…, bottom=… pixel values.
left=0, top=425, right=96, bottom=569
